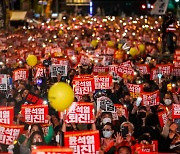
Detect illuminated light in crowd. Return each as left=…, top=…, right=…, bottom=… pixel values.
left=71, top=56, right=76, bottom=60
left=32, top=38, right=35, bottom=41
left=28, top=36, right=32, bottom=41
left=144, top=25, right=149, bottom=28
left=95, top=59, right=98, bottom=63
left=123, top=22, right=127, bottom=26
left=125, top=29, right=128, bottom=33
left=132, top=32, right=136, bottom=36
left=158, top=29, right=161, bottom=32
left=47, top=26, right=50, bottom=29
left=93, top=18, right=97, bottom=22
left=23, top=26, right=26, bottom=29
left=43, top=100, right=48, bottom=105
left=151, top=5, right=154, bottom=9
left=140, top=16, right=144, bottom=19
left=116, top=29, right=119, bottom=33
left=102, top=19, right=107, bottom=22
left=67, top=27, right=70, bottom=30
left=79, top=22, right=83, bottom=25
left=97, top=37, right=100, bottom=40
left=75, top=37, right=78, bottom=40
left=62, top=16, right=66, bottom=20
left=0, top=62, right=4, bottom=65
left=42, top=43, right=46, bottom=48
left=132, top=21, right=137, bottom=24
left=72, top=18, right=76, bottom=21
left=119, top=20, right=122, bottom=23
left=129, top=17, right=132, bottom=20
left=53, top=35, right=57, bottom=39
left=96, top=54, right=99, bottom=57
left=172, top=83, right=176, bottom=87
left=142, top=25, right=145, bottom=28
left=18, top=61, right=23, bottom=64
left=150, top=26, right=153, bottom=30
left=159, top=16, right=162, bottom=19
left=99, top=25, right=102, bottom=28
left=41, top=23, right=44, bottom=26
left=74, top=25, right=78, bottom=29
left=122, top=33, right=127, bottom=37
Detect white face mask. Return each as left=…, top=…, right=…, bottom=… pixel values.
left=102, top=117, right=112, bottom=124
left=103, top=130, right=112, bottom=138
left=164, top=99, right=172, bottom=106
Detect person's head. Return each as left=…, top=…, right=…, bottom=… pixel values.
left=137, top=106, right=147, bottom=119
left=163, top=92, right=173, bottom=106
left=101, top=112, right=113, bottom=124
left=21, top=89, right=29, bottom=98
left=116, top=145, right=132, bottom=154
left=138, top=134, right=152, bottom=144
left=30, top=124, right=43, bottom=135
left=145, top=113, right=159, bottom=127
left=7, top=98, right=16, bottom=107
left=51, top=113, right=60, bottom=125
left=102, top=122, right=114, bottom=139
left=120, top=121, right=134, bottom=136
left=29, top=131, right=45, bottom=149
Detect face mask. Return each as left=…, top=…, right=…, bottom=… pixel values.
left=103, top=130, right=112, bottom=138
left=102, top=117, right=111, bottom=124
left=164, top=99, right=172, bottom=106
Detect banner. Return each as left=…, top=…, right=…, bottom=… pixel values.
left=51, top=58, right=69, bottom=65
left=12, top=68, right=29, bottom=81
left=0, top=124, right=24, bottom=145
left=0, top=74, right=8, bottom=90
left=25, top=93, right=44, bottom=105
left=150, top=0, right=169, bottom=15
left=21, top=105, right=48, bottom=124
left=136, top=64, right=150, bottom=75
left=34, top=65, right=46, bottom=78
left=127, top=83, right=143, bottom=98
left=73, top=76, right=95, bottom=95
left=156, top=64, right=173, bottom=76
left=135, top=143, right=158, bottom=153
left=31, top=146, right=73, bottom=154
left=150, top=68, right=158, bottom=80
left=64, top=130, right=100, bottom=154
left=94, top=75, right=112, bottom=90
left=0, top=107, right=14, bottom=124
left=172, top=104, right=180, bottom=119
left=117, top=65, right=134, bottom=80
left=93, top=66, right=109, bottom=75
left=65, top=102, right=94, bottom=124
left=172, top=67, right=180, bottom=76
left=141, top=90, right=160, bottom=106
left=158, top=110, right=168, bottom=128
left=50, top=64, right=68, bottom=77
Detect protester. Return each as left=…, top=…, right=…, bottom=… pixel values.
left=0, top=13, right=179, bottom=154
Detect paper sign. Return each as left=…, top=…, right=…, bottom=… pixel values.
left=12, top=68, right=29, bottom=81
left=0, top=107, right=14, bottom=124
left=64, top=130, right=100, bottom=154
left=21, top=105, right=48, bottom=124
left=94, top=75, right=112, bottom=90
left=50, top=64, right=68, bottom=77
left=0, top=74, right=8, bottom=90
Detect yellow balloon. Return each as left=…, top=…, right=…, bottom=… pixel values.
left=138, top=44, right=145, bottom=53
left=91, top=40, right=98, bottom=47
left=26, top=55, right=37, bottom=67
left=129, top=47, right=138, bottom=57
left=48, top=82, right=74, bottom=111
left=118, top=43, right=123, bottom=49
left=107, top=41, right=115, bottom=47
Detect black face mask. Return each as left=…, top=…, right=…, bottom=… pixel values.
left=138, top=112, right=146, bottom=118
left=143, top=87, right=151, bottom=92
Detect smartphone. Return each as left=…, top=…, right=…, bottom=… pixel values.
left=136, top=97, right=142, bottom=107
left=121, top=126, right=129, bottom=138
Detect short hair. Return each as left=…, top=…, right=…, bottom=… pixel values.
left=116, top=145, right=132, bottom=154
left=101, top=112, right=113, bottom=118
left=120, top=121, right=134, bottom=131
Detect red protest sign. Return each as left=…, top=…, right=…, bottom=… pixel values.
left=93, top=66, right=109, bottom=75
left=117, top=65, right=134, bottom=80
left=12, top=68, right=29, bottom=81
left=31, top=146, right=73, bottom=154
left=141, top=90, right=160, bottom=106
left=135, top=143, right=157, bottom=153
left=172, top=67, right=180, bottom=76
left=136, top=64, right=150, bottom=75
left=173, top=60, right=180, bottom=68
left=34, top=65, right=46, bottom=78
left=65, top=102, right=94, bottom=124
left=0, top=124, right=24, bottom=145
left=25, top=93, right=44, bottom=105
left=127, top=83, right=143, bottom=98
left=73, top=76, right=95, bottom=95
left=158, top=110, right=168, bottom=128
left=51, top=58, right=69, bottom=65
left=172, top=104, right=180, bottom=119
left=94, top=75, right=112, bottom=90
left=66, top=48, right=75, bottom=56
left=150, top=68, right=158, bottom=80
left=156, top=64, right=173, bottom=76
left=21, top=105, right=48, bottom=124
left=0, top=107, right=14, bottom=125
left=64, top=130, right=100, bottom=154
left=103, top=47, right=116, bottom=55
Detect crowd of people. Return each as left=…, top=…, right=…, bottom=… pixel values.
left=0, top=14, right=179, bottom=154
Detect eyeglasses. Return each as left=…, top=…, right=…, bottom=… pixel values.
left=103, top=129, right=112, bottom=131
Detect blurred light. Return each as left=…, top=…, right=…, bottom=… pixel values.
left=142, top=4, right=146, bottom=9
left=43, top=100, right=48, bottom=105
left=0, top=62, right=4, bottom=65
left=90, top=1, right=93, bottom=16
left=175, top=0, right=179, bottom=2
